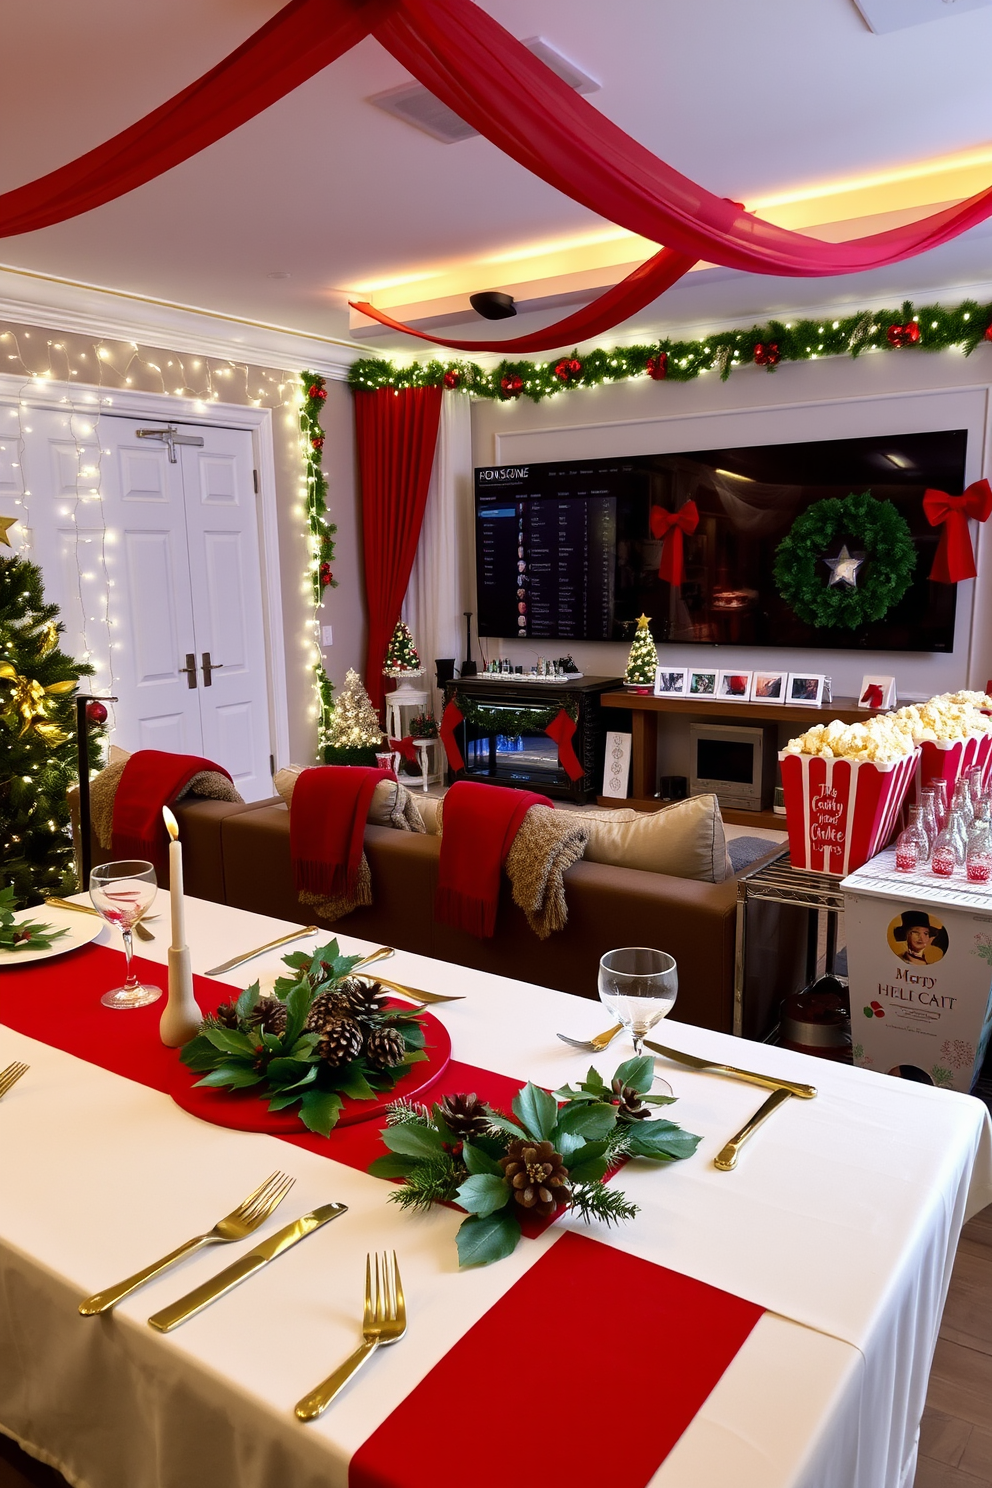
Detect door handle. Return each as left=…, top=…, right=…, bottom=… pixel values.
left=179, top=653, right=198, bottom=689
left=201, top=652, right=224, bottom=687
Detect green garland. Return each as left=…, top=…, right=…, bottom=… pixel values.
left=300, top=373, right=339, bottom=744
left=348, top=297, right=992, bottom=404
left=773, top=492, right=916, bottom=630
left=456, top=692, right=577, bottom=737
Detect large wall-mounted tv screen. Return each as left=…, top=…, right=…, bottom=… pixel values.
left=475, top=430, right=966, bottom=651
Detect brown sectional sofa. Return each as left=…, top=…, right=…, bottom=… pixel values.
left=77, top=792, right=804, bottom=1037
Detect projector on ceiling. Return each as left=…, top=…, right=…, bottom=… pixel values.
left=854, top=0, right=992, bottom=32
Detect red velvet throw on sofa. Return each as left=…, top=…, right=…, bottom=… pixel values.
left=111, top=751, right=233, bottom=878
left=289, top=766, right=395, bottom=900
left=435, top=780, right=552, bottom=938
left=355, top=385, right=443, bottom=715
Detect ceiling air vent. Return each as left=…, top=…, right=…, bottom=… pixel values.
left=368, top=37, right=599, bottom=144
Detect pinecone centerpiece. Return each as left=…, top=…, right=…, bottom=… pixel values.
left=499, top=1138, right=570, bottom=1218
left=438, top=1092, right=490, bottom=1141
left=179, top=936, right=427, bottom=1137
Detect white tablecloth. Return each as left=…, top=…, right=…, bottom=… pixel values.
left=1, top=891, right=990, bottom=1488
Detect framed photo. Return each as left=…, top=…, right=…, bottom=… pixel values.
left=858, top=675, right=896, bottom=710
left=717, top=670, right=752, bottom=701
left=787, top=672, right=826, bottom=707
left=751, top=669, right=787, bottom=704
left=687, top=669, right=718, bottom=699
left=654, top=667, right=687, bottom=697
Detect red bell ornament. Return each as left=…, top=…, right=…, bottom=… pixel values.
left=646, top=353, right=667, bottom=380
left=886, top=322, right=920, bottom=347
left=500, top=374, right=524, bottom=398
left=442, top=369, right=461, bottom=389
left=85, top=700, right=108, bottom=725
left=753, top=341, right=780, bottom=367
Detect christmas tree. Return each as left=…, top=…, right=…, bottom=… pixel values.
left=323, top=668, right=386, bottom=765
left=624, top=613, right=658, bottom=686
left=383, top=620, right=422, bottom=675
left=0, top=551, right=101, bottom=907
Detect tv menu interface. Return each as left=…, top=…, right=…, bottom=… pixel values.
left=475, top=463, right=618, bottom=640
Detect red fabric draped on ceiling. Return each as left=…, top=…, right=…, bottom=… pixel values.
left=2, top=0, right=992, bottom=323
left=355, top=385, right=443, bottom=715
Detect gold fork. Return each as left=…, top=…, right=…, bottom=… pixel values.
left=46, top=896, right=155, bottom=943
left=0, top=1061, right=28, bottom=1099
left=295, top=1251, right=407, bottom=1421
left=78, top=1170, right=295, bottom=1315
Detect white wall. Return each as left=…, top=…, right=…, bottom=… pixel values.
left=470, top=347, right=992, bottom=701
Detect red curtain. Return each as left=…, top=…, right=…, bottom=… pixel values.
left=355, top=385, right=442, bottom=714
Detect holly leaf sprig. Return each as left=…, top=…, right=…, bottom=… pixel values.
left=179, top=938, right=427, bottom=1137
left=369, top=1056, right=701, bottom=1268
left=0, top=884, right=69, bottom=951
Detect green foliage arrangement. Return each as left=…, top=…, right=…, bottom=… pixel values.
left=180, top=939, right=428, bottom=1137
left=455, top=692, right=577, bottom=739
left=773, top=492, right=916, bottom=630
left=0, top=553, right=100, bottom=907
left=370, top=1056, right=701, bottom=1267
left=0, top=884, right=68, bottom=951
left=349, top=298, right=992, bottom=404
left=300, top=373, right=339, bottom=747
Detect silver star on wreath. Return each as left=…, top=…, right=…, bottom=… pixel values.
left=822, top=544, right=865, bottom=588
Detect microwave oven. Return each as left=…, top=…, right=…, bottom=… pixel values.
left=688, top=721, right=778, bottom=812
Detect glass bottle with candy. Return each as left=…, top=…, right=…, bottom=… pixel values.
left=895, top=807, right=928, bottom=874
left=966, top=799, right=992, bottom=885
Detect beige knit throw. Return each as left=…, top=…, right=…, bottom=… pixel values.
left=505, top=804, right=589, bottom=940
left=88, top=755, right=243, bottom=850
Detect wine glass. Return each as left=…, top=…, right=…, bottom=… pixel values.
left=598, top=947, right=678, bottom=1056
left=89, top=860, right=161, bottom=1009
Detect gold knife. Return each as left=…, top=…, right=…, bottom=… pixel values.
left=368, top=974, right=464, bottom=1006
left=644, top=1041, right=817, bottom=1101
left=147, top=1202, right=347, bottom=1332
left=204, top=927, right=318, bottom=978
left=714, top=1087, right=793, bottom=1171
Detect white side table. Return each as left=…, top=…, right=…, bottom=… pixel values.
left=385, top=687, right=428, bottom=742
left=412, top=737, right=441, bottom=793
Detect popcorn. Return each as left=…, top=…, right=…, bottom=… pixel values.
left=784, top=689, right=992, bottom=762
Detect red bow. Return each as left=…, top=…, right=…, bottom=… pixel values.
left=923, top=478, right=992, bottom=583
left=649, top=501, right=699, bottom=586
left=861, top=684, right=883, bottom=708
left=388, top=735, right=418, bottom=764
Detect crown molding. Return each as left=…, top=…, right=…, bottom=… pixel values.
left=0, top=263, right=365, bottom=379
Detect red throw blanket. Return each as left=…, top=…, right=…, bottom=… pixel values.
left=290, top=765, right=395, bottom=900
left=435, top=780, right=551, bottom=938
left=111, top=750, right=233, bottom=876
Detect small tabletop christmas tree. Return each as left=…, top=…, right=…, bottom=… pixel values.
left=1, top=551, right=100, bottom=906
left=323, top=667, right=386, bottom=765
left=383, top=620, right=422, bottom=677
left=624, top=613, right=658, bottom=687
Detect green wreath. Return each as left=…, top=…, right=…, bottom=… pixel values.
left=773, top=492, right=916, bottom=630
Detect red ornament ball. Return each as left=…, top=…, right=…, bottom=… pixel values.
left=983, top=323, right=992, bottom=343
left=307, top=383, right=327, bottom=401
left=311, top=435, right=324, bottom=451
left=646, top=353, right=667, bottom=381
left=500, top=374, right=524, bottom=398
left=886, top=322, right=920, bottom=348
left=442, top=369, right=461, bottom=389
left=319, top=562, right=333, bottom=587
left=753, top=341, right=780, bottom=367
left=554, top=357, right=582, bottom=382
left=86, top=700, right=108, bottom=725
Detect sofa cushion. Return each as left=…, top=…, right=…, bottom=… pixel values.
left=560, top=794, right=728, bottom=883
left=273, top=765, right=424, bottom=831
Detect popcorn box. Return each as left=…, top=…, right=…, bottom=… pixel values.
left=911, top=731, right=992, bottom=802
left=779, top=748, right=919, bottom=877
left=843, top=847, right=992, bottom=1093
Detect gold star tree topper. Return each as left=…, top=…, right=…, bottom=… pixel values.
left=0, top=515, right=17, bottom=548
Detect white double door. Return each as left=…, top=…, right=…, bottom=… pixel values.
left=17, top=410, right=274, bottom=800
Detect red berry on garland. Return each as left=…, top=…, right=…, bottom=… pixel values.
left=307, top=383, right=327, bottom=401
left=983, top=324, right=992, bottom=343
left=319, top=562, right=333, bottom=587
left=646, top=353, right=667, bottom=381
left=311, top=435, right=324, bottom=450
left=500, top=374, right=524, bottom=398
left=754, top=341, right=780, bottom=367
left=886, top=322, right=920, bottom=347
left=85, top=700, right=108, bottom=725
left=442, top=369, right=461, bottom=389
left=554, top=357, right=582, bottom=382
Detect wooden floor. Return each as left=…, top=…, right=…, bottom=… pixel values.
left=0, top=1206, right=990, bottom=1488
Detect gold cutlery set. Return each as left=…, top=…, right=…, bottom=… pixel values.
left=0, top=1061, right=28, bottom=1099
left=46, top=896, right=157, bottom=942
left=78, top=1170, right=397, bottom=1421
left=202, top=938, right=463, bottom=1007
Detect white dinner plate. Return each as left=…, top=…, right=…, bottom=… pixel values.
left=0, top=903, right=104, bottom=966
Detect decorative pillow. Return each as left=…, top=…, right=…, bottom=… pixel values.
left=273, top=766, right=425, bottom=832
left=417, top=795, right=444, bottom=836
left=559, top=794, right=729, bottom=883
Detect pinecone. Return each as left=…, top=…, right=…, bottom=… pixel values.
left=306, top=989, right=352, bottom=1029
left=611, top=1078, right=650, bottom=1121
left=314, top=1016, right=364, bottom=1067
left=364, top=1026, right=406, bottom=1069
left=248, top=998, right=287, bottom=1038
left=499, top=1138, right=571, bottom=1219
left=438, top=1092, right=490, bottom=1140
left=338, top=976, right=388, bottom=1023
left=211, top=1001, right=241, bottom=1029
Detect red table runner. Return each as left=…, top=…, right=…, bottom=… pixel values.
left=351, top=1229, right=764, bottom=1488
